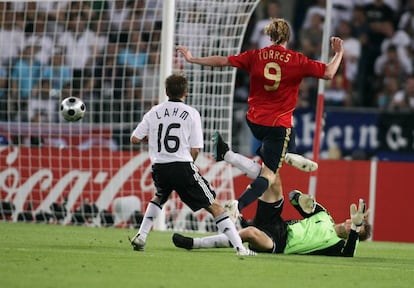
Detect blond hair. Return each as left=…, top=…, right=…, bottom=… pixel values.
left=264, top=18, right=290, bottom=45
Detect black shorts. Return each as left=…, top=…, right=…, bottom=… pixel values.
left=152, top=162, right=216, bottom=211
left=287, top=128, right=296, bottom=153
left=247, top=118, right=291, bottom=172
left=252, top=199, right=288, bottom=253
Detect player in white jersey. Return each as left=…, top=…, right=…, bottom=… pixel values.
left=129, top=73, right=255, bottom=257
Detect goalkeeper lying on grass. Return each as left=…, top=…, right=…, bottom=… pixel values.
left=173, top=189, right=371, bottom=257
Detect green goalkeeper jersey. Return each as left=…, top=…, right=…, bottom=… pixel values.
left=284, top=212, right=343, bottom=254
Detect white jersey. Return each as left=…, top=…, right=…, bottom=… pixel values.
left=132, top=100, right=204, bottom=164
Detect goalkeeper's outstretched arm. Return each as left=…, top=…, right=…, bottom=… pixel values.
left=341, top=230, right=360, bottom=257
left=342, top=199, right=370, bottom=257
left=312, top=199, right=370, bottom=257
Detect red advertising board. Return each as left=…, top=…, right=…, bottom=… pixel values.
left=1, top=146, right=413, bottom=242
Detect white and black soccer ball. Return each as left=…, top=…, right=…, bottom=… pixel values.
left=60, top=97, right=86, bottom=122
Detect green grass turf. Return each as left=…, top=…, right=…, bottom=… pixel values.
left=1, top=222, right=414, bottom=288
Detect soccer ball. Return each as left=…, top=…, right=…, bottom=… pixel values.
left=60, top=97, right=86, bottom=122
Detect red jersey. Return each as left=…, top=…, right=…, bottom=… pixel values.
left=228, top=45, right=326, bottom=127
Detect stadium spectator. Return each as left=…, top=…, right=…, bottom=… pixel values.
left=374, top=44, right=412, bottom=82
left=332, top=0, right=356, bottom=25
left=54, top=2, right=107, bottom=123
left=349, top=5, right=369, bottom=46
left=24, top=0, right=70, bottom=29
left=398, top=0, right=414, bottom=41
left=173, top=190, right=371, bottom=257
left=25, top=12, right=55, bottom=65
left=140, top=51, right=160, bottom=109
left=179, top=16, right=209, bottom=49
left=57, top=2, right=108, bottom=71
left=108, top=0, right=148, bottom=40
left=376, top=76, right=400, bottom=110
left=40, top=46, right=72, bottom=92
left=358, top=0, right=396, bottom=107
left=299, top=12, right=323, bottom=59
left=336, top=20, right=361, bottom=97
left=301, top=0, right=326, bottom=32
left=93, top=42, right=119, bottom=123
left=10, top=42, right=42, bottom=121
left=29, top=79, right=59, bottom=123
left=300, top=0, right=351, bottom=36
left=107, top=0, right=131, bottom=32
left=389, top=74, right=414, bottom=111
left=380, top=29, right=412, bottom=57
left=129, top=73, right=256, bottom=257
left=176, top=18, right=343, bottom=214
left=0, top=5, right=25, bottom=67
left=116, top=0, right=146, bottom=34
left=0, top=2, right=25, bottom=65
left=249, top=0, right=295, bottom=49
left=117, top=30, right=148, bottom=87
left=365, top=0, right=401, bottom=13
left=324, top=60, right=350, bottom=106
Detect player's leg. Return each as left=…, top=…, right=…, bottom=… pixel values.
left=130, top=196, right=164, bottom=251
left=205, top=201, right=256, bottom=256
left=172, top=232, right=231, bottom=249
left=239, top=226, right=275, bottom=252
left=226, top=172, right=283, bottom=228
left=237, top=124, right=289, bottom=212
left=212, top=131, right=261, bottom=179
left=237, top=164, right=274, bottom=212
left=213, top=130, right=317, bottom=180
left=130, top=163, right=172, bottom=251
left=173, top=225, right=275, bottom=252
left=177, top=163, right=256, bottom=256
left=245, top=195, right=287, bottom=253
left=172, top=225, right=274, bottom=253
left=248, top=129, right=318, bottom=173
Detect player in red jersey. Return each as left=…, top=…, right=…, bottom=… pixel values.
left=177, top=18, right=344, bottom=214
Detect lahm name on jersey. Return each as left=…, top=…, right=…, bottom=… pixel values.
left=156, top=107, right=189, bottom=121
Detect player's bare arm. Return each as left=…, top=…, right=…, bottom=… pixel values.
left=190, top=147, right=200, bottom=161
left=176, top=46, right=230, bottom=67
left=130, top=135, right=147, bottom=144
left=323, top=37, right=344, bottom=80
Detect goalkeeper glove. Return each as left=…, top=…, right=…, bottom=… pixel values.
left=350, top=198, right=369, bottom=232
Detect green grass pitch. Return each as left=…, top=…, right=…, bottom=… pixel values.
left=1, top=222, right=413, bottom=288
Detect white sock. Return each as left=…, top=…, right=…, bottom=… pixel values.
left=136, top=201, right=162, bottom=242
left=193, top=234, right=230, bottom=249
left=215, top=213, right=246, bottom=252
left=224, top=150, right=261, bottom=179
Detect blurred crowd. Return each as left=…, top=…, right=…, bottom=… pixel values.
left=0, top=0, right=162, bottom=124
left=0, top=0, right=413, bottom=126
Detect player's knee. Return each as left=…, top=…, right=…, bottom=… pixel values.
left=240, top=226, right=260, bottom=240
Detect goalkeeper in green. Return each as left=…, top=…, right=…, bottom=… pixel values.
left=172, top=190, right=371, bottom=257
